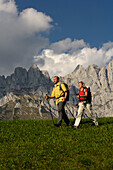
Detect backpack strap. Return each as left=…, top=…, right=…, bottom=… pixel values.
left=59, top=83, right=62, bottom=91
left=83, top=87, right=87, bottom=92
left=60, top=83, right=68, bottom=92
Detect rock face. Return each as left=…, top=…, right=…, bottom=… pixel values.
left=0, top=65, right=53, bottom=97
left=0, top=60, right=113, bottom=120
left=0, top=92, right=77, bottom=120
left=0, top=93, right=52, bottom=120
left=0, top=65, right=54, bottom=120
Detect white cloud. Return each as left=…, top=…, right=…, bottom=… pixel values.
left=34, top=39, right=113, bottom=77
left=0, top=0, right=53, bottom=75
left=19, top=8, right=53, bottom=34
left=0, top=0, right=17, bottom=14
left=50, top=38, right=89, bottom=54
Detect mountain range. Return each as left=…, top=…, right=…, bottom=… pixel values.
left=0, top=60, right=113, bottom=120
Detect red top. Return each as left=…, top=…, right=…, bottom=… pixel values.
left=79, top=88, right=87, bottom=102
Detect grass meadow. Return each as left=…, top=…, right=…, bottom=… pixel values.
left=0, top=117, right=113, bottom=169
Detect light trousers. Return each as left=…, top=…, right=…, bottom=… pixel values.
left=74, top=102, right=98, bottom=127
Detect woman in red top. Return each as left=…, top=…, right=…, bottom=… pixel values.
left=74, top=81, right=98, bottom=128
left=78, top=86, right=87, bottom=103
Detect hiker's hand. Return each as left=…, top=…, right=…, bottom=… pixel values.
left=46, top=95, right=49, bottom=99
left=62, top=98, right=66, bottom=102
left=76, top=104, right=79, bottom=108
left=77, top=95, right=79, bottom=98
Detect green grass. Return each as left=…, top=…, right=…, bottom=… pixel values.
left=0, top=118, right=113, bottom=169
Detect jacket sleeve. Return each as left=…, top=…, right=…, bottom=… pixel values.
left=61, top=84, right=67, bottom=92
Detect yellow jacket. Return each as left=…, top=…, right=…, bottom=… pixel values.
left=51, top=82, right=67, bottom=105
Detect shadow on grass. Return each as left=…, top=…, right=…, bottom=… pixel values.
left=70, top=117, right=113, bottom=127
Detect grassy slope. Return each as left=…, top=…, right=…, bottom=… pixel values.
left=0, top=118, right=113, bottom=169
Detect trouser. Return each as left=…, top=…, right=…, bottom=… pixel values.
left=57, top=101, right=70, bottom=125
left=74, top=102, right=98, bottom=127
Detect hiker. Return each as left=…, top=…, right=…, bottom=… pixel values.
left=74, top=81, right=98, bottom=128
left=46, top=76, right=71, bottom=127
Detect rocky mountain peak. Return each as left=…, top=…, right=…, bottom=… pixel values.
left=14, top=67, right=27, bottom=73
left=32, top=64, right=39, bottom=69
left=42, top=70, right=50, bottom=79
left=73, top=64, right=84, bottom=73
left=86, top=64, right=100, bottom=73
left=107, top=58, right=113, bottom=68
left=0, top=65, right=52, bottom=97
left=13, top=67, right=28, bottom=84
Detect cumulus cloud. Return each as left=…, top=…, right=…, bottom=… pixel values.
left=50, top=38, right=88, bottom=54
left=0, top=0, right=17, bottom=13
left=34, top=38, right=113, bottom=77
left=0, top=0, right=53, bottom=75
left=19, top=8, right=52, bottom=34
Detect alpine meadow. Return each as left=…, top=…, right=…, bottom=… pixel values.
left=0, top=118, right=113, bottom=169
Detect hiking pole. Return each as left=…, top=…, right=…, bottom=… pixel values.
left=66, top=103, right=80, bottom=125
left=46, top=94, right=55, bottom=125
left=66, top=104, right=76, bottom=125
left=66, top=104, right=75, bottom=118
left=40, top=92, right=58, bottom=117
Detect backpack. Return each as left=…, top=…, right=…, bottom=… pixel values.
left=84, top=86, right=92, bottom=104
left=60, top=83, right=69, bottom=101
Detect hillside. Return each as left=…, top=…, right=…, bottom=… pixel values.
left=0, top=118, right=113, bottom=169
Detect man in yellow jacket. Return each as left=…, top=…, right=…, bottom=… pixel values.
left=46, top=76, right=71, bottom=127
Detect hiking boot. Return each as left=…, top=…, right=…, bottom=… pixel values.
left=94, top=121, right=98, bottom=126
left=54, top=123, right=61, bottom=127
left=73, top=125, right=78, bottom=129
left=67, top=122, right=72, bottom=126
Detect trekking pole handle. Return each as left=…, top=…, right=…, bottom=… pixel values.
left=76, top=104, right=79, bottom=108
left=46, top=94, right=49, bottom=100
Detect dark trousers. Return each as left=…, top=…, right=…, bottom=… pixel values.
left=57, top=101, right=70, bottom=125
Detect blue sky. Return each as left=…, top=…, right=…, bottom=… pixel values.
left=0, top=0, right=113, bottom=76
left=15, top=0, right=113, bottom=48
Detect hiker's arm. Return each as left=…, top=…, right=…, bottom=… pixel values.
left=46, top=88, right=55, bottom=99
left=46, top=95, right=54, bottom=100
left=62, top=91, right=67, bottom=102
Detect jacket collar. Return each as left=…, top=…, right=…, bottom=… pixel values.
left=54, top=82, right=60, bottom=87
